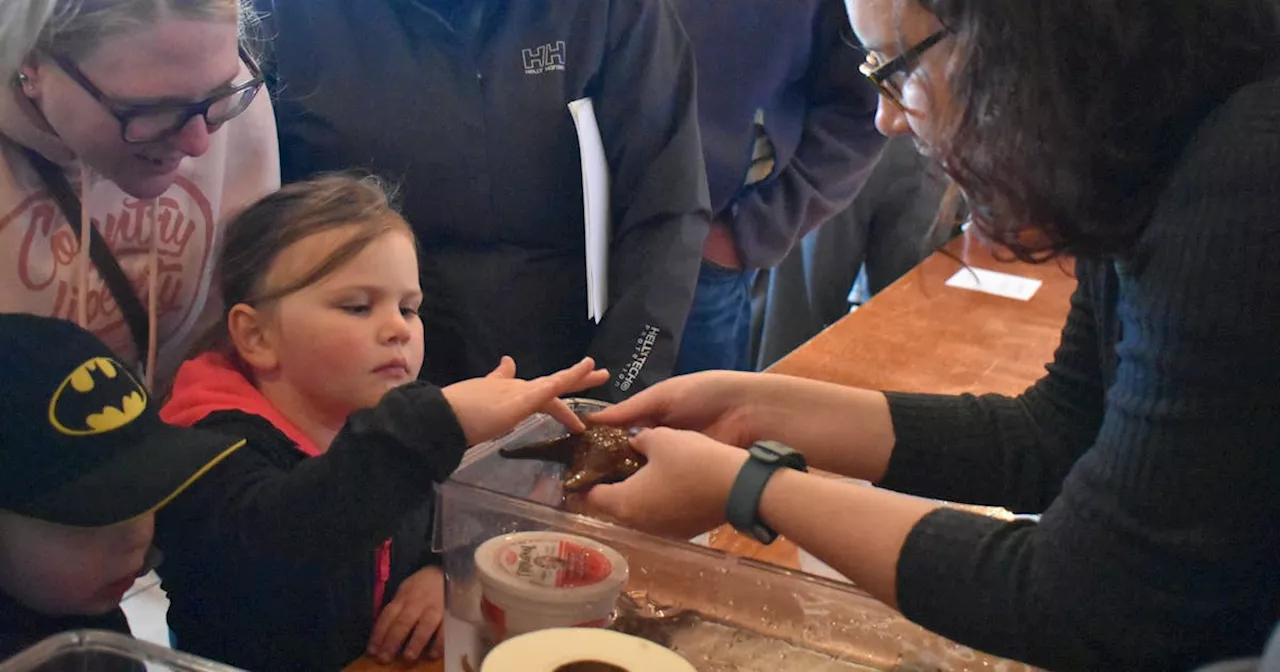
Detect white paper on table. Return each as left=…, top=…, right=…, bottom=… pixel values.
left=945, top=267, right=1043, bottom=301
left=568, top=98, right=611, bottom=323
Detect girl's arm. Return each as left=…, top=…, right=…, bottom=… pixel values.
left=158, top=382, right=465, bottom=565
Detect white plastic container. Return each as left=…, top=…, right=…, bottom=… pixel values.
left=481, top=628, right=697, bottom=672
left=474, top=531, right=628, bottom=642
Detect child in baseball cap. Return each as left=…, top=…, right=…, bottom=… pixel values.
left=0, top=313, right=245, bottom=660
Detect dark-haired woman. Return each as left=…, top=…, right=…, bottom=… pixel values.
left=582, top=1, right=1280, bottom=669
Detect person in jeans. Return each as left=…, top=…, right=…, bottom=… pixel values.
left=752, top=135, right=950, bottom=369
left=672, top=0, right=884, bottom=374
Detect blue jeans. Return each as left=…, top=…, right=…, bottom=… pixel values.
left=675, top=261, right=757, bottom=374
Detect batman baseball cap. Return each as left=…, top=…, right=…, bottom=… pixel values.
left=0, top=313, right=245, bottom=527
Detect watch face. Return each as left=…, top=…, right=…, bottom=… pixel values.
left=750, top=443, right=783, bottom=464
left=752, top=440, right=807, bottom=470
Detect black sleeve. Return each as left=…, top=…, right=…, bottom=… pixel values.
left=877, top=272, right=1106, bottom=513
left=156, top=382, right=466, bottom=566
left=882, top=86, right=1280, bottom=670
left=587, top=0, right=712, bottom=401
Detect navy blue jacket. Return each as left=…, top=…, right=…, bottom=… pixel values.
left=675, top=0, right=885, bottom=268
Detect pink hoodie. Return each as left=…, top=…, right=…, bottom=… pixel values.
left=0, top=61, right=280, bottom=386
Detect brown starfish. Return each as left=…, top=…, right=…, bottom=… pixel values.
left=499, top=416, right=646, bottom=492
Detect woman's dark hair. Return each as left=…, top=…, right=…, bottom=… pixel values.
left=192, top=172, right=415, bottom=359
left=917, top=0, right=1280, bottom=261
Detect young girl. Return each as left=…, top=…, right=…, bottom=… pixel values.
left=154, top=174, right=607, bottom=671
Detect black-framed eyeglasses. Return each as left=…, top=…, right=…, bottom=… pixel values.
left=50, top=47, right=265, bottom=144
left=855, top=30, right=949, bottom=112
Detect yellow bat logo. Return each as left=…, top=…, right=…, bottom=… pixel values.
left=47, top=357, right=148, bottom=436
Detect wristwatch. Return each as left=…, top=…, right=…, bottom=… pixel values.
left=725, top=440, right=807, bottom=545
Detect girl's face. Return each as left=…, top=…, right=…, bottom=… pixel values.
left=250, top=227, right=425, bottom=423
left=19, top=17, right=245, bottom=199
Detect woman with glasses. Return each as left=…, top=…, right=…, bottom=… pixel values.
left=585, top=1, right=1280, bottom=669
left=0, top=0, right=279, bottom=388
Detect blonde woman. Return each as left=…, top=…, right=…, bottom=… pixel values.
left=0, top=0, right=279, bottom=387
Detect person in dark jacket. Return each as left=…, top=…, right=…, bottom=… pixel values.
left=253, top=0, right=711, bottom=400
left=584, top=1, right=1280, bottom=670
left=155, top=176, right=608, bottom=671
left=671, top=0, right=885, bottom=374
left=752, top=135, right=950, bottom=370
left=0, top=314, right=244, bottom=663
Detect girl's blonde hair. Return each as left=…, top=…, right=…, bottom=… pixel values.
left=4, top=0, right=249, bottom=77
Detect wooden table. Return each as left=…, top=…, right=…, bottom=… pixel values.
left=344, top=231, right=1074, bottom=672
left=345, top=658, right=438, bottom=672
left=769, top=231, right=1075, bottom=394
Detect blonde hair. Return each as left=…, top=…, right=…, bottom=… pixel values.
left=4, top=0, right=249, bottom=76
left=0, top=0, right=53, bottom=78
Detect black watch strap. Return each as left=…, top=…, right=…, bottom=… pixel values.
left=726, top=440, right=807, bottom=544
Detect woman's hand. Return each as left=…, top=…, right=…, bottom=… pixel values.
left=585, top=427, right=748, bottom=539
left=367, top=566, right=445, bottom=663
left=590, top=428, right=938, bottom=610
left=443, top=356, right=609, bottom=445
left=588, top=371, right=770, bottom=448
left=595, top=372, right=898, bottom=482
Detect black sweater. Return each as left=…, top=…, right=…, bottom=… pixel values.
left=156, top=369, right=467, bottom=671
left=879, top=72, right=1280, bottom=669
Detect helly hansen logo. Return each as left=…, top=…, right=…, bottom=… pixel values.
left=522, top=41, right=566, bottom=75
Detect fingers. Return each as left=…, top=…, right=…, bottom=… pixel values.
left=543, top=356, right=595, bottom=383
left=579, top=368, right=612, bottom=390
left=580, top=429, right=677, bottom=518
left=628, top=426, right=678, bottom=455
left=590, top=387, right=666, bottom=427
left=486, top=356, right=517, bottom=379
left=428, top=624, right=445, bottom=659
left=542, top=357, right=609, bottom=392
left=379, top=611, right=417, bottom=663
left=401, top=603, right=444, bottom=662
left=509, top=359, right=598, bottom=418
left=542, top=398, right=586, bottom=432
left=367, top=601, right=405, bottom=662
left=519, top=358, right=609, bottom=429
left=584, top=480, right=627, bottom=520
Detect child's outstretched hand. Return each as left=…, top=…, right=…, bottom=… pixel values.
left=367, top=565, right=445, bottom=663
left=443, top=356, right=609, bottom=445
